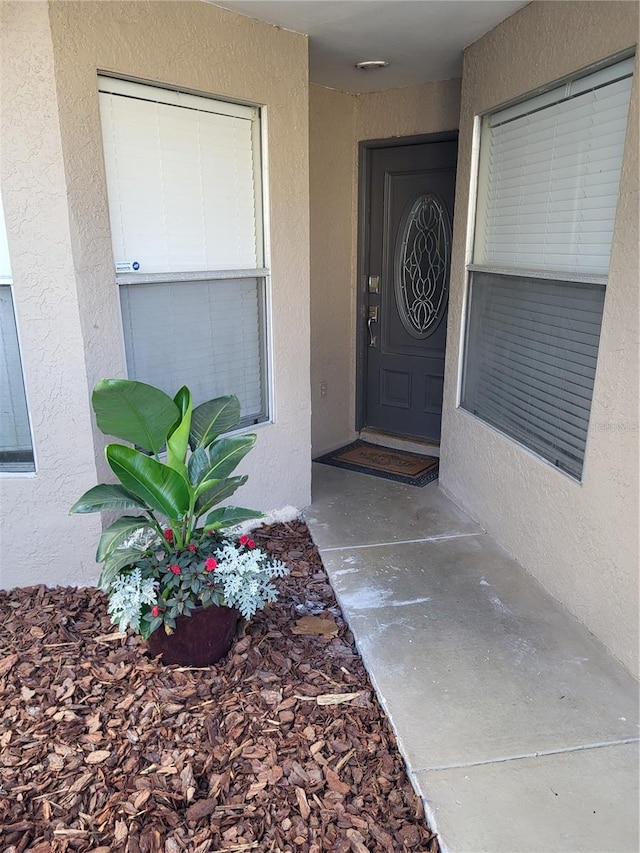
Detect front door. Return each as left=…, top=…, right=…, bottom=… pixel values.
left=362, top=136, right=457, bottom=441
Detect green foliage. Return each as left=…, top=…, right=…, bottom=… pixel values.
left=132, top=534, right=288, bottom=639
left=69, top=483, right=148, bottom=514
left=105, top=444, right=191, bottom=521
left=72, top=380, right=261, bottom=548
left=95, top=516, right=152, bottom=563
left=92, top=379, right=180, bottom=456
left=203, top=506, right=264, bottom=532
left=69, top=379, right=283, bottom=639
left=189, top=396, right=241, bottom=450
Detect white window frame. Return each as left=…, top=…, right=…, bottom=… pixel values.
left=459, top=53, right=635, bottom=482
left=98, top=75, right=271, bottom=427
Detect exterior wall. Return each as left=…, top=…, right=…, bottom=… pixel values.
left=309, top=79, right=461, bottom=456
left=354, top=78, right=462, bottom=143
left=0, top=1, right=103, bottom=588
left=0, top=1, right=311, bottom=588
left=310, top=85, right=357, bottom=456
left=440, top=1, right=639, bottom=674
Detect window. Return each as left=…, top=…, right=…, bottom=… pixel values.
left=98, top=77, right=267, bottom=424
left=0, top=195, right=34, bottom=473
left=461, top=56, right=634, bottom=480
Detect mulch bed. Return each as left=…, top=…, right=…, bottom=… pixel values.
left=0, top=521, right=439, bottom=853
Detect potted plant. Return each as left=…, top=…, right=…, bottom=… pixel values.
left=70, top=379, right=288, bottom=665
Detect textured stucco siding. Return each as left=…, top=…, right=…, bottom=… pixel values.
left=0, top=1, right=311, bottom=588
left=354, top=78, right=462, bottom=143
left=0, top=1, right=103, bottom=587
left=440, top=1, right=639, bottom=674
left=310, top=85, right=357, bottom=457
left=309, top=79, right=461, bottom=457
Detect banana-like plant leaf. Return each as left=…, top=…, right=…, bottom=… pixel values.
left=70, top=483, right=149, bottom=514
left=204, top=506, right=264, bottom=531
left=106, top=444, right=190, bottom=521
left=194, top=475, right=248, bottom=517
left=166, top=386, right=192, bottom=481
left=201, top=434, right=257, bottom=482
left=96, top=515, right=154, bottom=563
left=187, top=447, right=210, bottom=487
left=97, top=548, right=146, bottom=591
left=92, top=379, right=180, bottom=455
left=189, top=395, right=241, bottom=451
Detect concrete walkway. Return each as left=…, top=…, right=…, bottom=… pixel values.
left=304, top=463, right=639, bottom=853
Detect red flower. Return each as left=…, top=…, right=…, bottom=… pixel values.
left=163, top=528, right=174, bottom=544
left=151, top=605, right=160, bottom=618
left=169, top=564, right=181, bottom=575
left=188, top=543, right=197, bottom=552
left=238, top=534, right=250, bottom=546
left=247, top=539, right=256, bottom=549
left=205, top=558, right=218, bottom=572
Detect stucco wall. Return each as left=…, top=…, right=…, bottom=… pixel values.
left=0, top=1, right=103, bottom=588
left=310, top=85, right=357, bottom=456
left=440, top=1, right=639, bottom=674
left=309, top=79, right=461, bottom=456
left=0, top=0, right=311, bottom=588
left=354, top=78, right=462, bottom=143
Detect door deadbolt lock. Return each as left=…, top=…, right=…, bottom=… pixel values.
left=368, top=275, right=380, bottom=294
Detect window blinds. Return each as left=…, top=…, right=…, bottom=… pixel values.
left=462, top=272, right=605, bottom=479
left=119, top=278, right=265, bottom=422
left=474, top=57, right=634, bottom=276
left=98, top=77, right=261, bottom=274
left=98, top=78, right=268, bottom=423
left=0, top=286, right=34, bottom=470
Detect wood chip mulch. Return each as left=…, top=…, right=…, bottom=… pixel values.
left=0, top=521, right=439, bottom=853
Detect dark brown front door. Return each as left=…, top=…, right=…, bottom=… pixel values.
left=362, top=136, right=457, bottom=441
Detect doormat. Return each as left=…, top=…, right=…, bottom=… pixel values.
left=315, top=440, right=439, bottom=487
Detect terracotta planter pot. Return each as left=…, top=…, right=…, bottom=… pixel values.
left=147, top=604, right=240, bottom=666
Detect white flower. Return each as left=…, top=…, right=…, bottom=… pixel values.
left=107, top=567, right=157, bottom=632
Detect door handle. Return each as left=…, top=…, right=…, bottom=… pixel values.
left=368, top=305, right=378, bottom=348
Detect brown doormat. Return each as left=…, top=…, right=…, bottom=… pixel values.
left=315, top=440, right=439, bottom=487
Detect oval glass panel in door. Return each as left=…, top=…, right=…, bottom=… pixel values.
left=394, top=193, right=451, bottom=339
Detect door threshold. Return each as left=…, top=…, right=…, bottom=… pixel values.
left=359, top=428, right=440, bottom=458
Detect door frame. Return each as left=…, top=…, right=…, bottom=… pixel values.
left=355, top=130, right=459, bottom=434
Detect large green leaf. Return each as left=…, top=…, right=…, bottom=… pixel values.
left=194, top=475, right=248, bottom=517
left=189, top=395, right=241, bottom=450
left=92, top=379, right=180, bottom=455
left=70, top=483, right=149, bottom=514
left=187, top=447, right=210, bottom=487
left=166, top=386, right=192, bottom=481
left=202, top=434, right=257, bottom=482
left=204, top=506, right=264, bottom=532
left=97, top=548, right=146, bottom=591
left=96, top=515, right=154, bottom=562
left=106, top=444, right=190, bottom=521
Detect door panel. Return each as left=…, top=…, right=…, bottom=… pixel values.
left=364, top=138, right=457, bottom=441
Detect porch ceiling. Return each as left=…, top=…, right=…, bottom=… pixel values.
left=210, top=0, right=527, bottom=93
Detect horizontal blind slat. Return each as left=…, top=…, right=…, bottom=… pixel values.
left=462, top=271, right=606, bottom=479
left=99, top=87, right=259, bottom=274
left=120, top=278, right=265, bottom=420
left=476, top=379, right=589, bottom=451
left=474, top=60, right=632, bottom=276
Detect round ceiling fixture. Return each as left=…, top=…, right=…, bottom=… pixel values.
left=355, top=60, right=389, bottom=71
